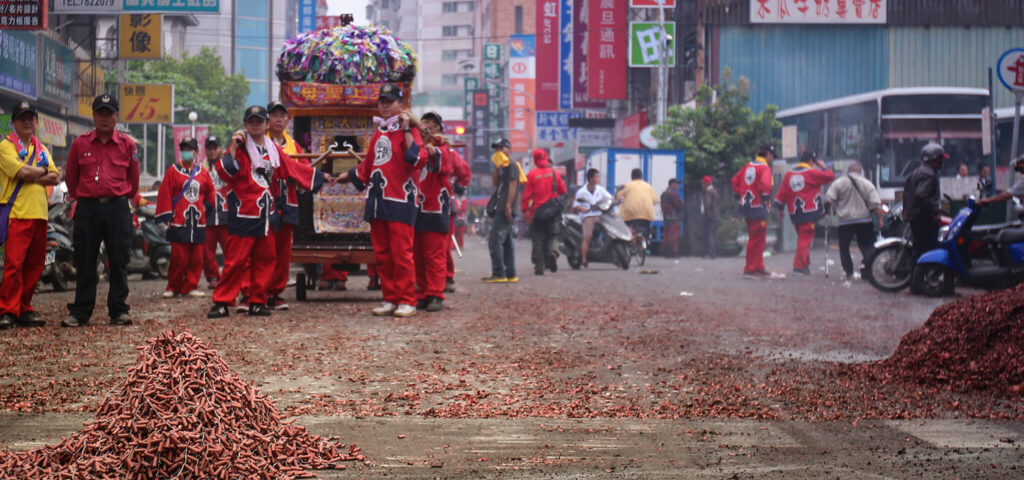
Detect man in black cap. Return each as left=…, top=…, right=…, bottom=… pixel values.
left=62, top=94, right=140, bottom=327
left=482, top=137, right=523, bottom=283
left=0, top=101, right=60, bottom=329
left=203, top=135, right=229, bottom=288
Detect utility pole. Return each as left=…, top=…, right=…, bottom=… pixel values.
left=656, top=0, right=668, bottom=125
left=695, top=0, right=704, bottom=91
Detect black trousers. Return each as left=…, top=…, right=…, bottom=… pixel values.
left=69, top=197, right=133, bottom=320
left=837, top=222, right=875, bottom=277
left=910, top=219, right=940, bottom=259
left=529, top=216, right=560, bottom=269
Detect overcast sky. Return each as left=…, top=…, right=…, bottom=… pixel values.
left=325, top=0, right=371, bottom=25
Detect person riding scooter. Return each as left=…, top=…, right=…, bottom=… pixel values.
left=979, top=153, right=1024, bottom=212
left=572, top=168, right=613, bottom=267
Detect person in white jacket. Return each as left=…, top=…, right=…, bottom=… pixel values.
left=824, top=162, right=884, bottom=279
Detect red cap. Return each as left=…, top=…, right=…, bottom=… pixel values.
left=702, top=175, right=713, bottom=184
left=532, top=148, right=550, bottom=167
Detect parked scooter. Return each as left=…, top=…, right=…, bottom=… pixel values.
left=913, top=198, right=1024, bottom=296
left=41, top=202, right=74, bottom=291
left=864, top=202, right=957, bottom=292
left=99, top=203, right=171, bottom=279
left=560, top=197, right=633, bottom=270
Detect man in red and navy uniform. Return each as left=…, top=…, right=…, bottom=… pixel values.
left=207, top=105, right=325, bottom=318
left=202, top=136, right=229, bottom=289
left=265, top=100, right=309, bottom=309
left=156, top=136, right=216, bottom=298
left=341, top=84, right=429, bottom=318
left=414, top=112, right=454, bottom=312
left=731, top=144, right=775, bottom=278
left=773, top=151, right=835, bottom=275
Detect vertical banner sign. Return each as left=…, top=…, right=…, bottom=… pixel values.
left=298, top=0, right=317, bottom=33
left=483, top=43, right=503, bottom=128
left=572, top=0, right=605, bottom=109
left=559, top=0, right=573, bottom=110
left=120, top=14, right=162, bottom=59
left=535, top=0, right=560, bottom=111
left=471, top=89, right=490, bottom=166
left=0, top=0, right=48, bottom=30
left=508, top=35, right=536, bottom=154
left=0, top=30, right=38, bottom=99
left=120, top=83, right=174, bottom=124
left=41, top=36, right=75, bottom=105
left=588, top=0, right=626, bottom=100
left=463, top=77, right=479, bottom=120
left=172, top=125, right=210, bottom=166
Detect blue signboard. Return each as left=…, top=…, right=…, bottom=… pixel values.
left=559, top=0, right=573, bottom=110
left=123, top=0, right=220, bottom=13
left=509, top=34, right=536, bottom=58
left=298, top=0, right=316, bottom=33
left=536, top=111, right=582, bottom=143
left=0, top=30, right=38, bottom=99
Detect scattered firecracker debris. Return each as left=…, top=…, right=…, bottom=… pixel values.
left=0, top=331, right=359, bottom=479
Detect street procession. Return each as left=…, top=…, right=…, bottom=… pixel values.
left=1, top=1, right=1023, bottom=478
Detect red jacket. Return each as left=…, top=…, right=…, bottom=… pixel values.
left=522, top=165, right=567, bottom=218
left=415, top=143, right=454, bottom=232
left=449, top=148, right=471, bottom=195
left=215, top=140, right=324, bottom=237
left=349, top=123, right=429, bottom=226
left=731, top=157, right=773, bottom=219
left=156, top=163, right=216, bottom=244
left=773, top=163, right=835, bottom=224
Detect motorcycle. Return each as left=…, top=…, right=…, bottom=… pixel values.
left=864, top=202, right=954, bottom=292
left=559, top=197, right=633, bottom=270
left=99, top=203, right=171, bottom=279
left=913, top=197, right=1024, bottom=296
left=40, top=202, right=75, bottom=291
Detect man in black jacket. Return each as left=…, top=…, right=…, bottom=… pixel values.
left=903, top=143, right=946, bottom=259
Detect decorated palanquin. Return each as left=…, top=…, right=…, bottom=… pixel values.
left=275, top=24, right=418, bottom=299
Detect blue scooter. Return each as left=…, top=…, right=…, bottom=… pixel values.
left=913, top=198, right=1024, bottom=296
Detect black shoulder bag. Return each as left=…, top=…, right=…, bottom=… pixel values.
left=533, top=170, right=563, bottom=223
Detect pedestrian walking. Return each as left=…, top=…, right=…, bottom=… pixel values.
left=615, top=168, right=659, bottom=241
left=903, top=143, right=945, bottom=259
left=661, top=178, right=685, bottom=258
left=521, top=148, right=566, bottom=275
left=824, top=162, right=884, bottom=280
left=572, top=168, right=613, bottom=267
left=731, top=144, right=775, bottom=278
left=265, top=100, right=306, bottom=310
left=156, top=136, right=215, bottom=298
left=202, top=136, right=229, bottom=289
left=482, top=138, right=525, bottom=283
left=0, top=101, right=60, bottom=329
left=62, top=94, right=141, bottom=327
left=206, top=105, right=325, bottom=319
left=414, top=112, right=455, bottom=312
left=773, top=151, right=835, bottom=275
left=338, top=84, right=429, bottom=317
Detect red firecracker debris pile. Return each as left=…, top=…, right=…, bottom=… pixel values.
left=873, top=285, right=1024, bottom=395
left=0, top=331, right=360, bottom=479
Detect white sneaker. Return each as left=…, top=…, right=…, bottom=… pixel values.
left=371, top=302, right=397, bottom=316
left=186, top=290, right=206, bottom=298
left=393, top=304, right=417, bottom=318
left=162, top=291, right=175, bottom=298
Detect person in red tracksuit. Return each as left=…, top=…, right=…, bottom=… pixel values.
left=419, top=112, right=471, bottom=294
left=207, top=105, right=325, bottom=319
left=156, top=137, right=215, bottom=298
left=338, top=84, right=429, bottom=318
left=202, top=136, right=229, bottom=289
left=773, top=151, right=835, bottom=275
left=732, top=144, right=776, bottom=278
left=521, top=149, right=567, bottom=275
left=414, top=112, right=454, bottom=312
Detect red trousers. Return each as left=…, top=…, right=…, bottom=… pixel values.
left=662, top=219, right=681, bottom=257
left=744, top=218, right=768, bottom=274
left=212, top=234, right=275, bottom=305
left=446, top=217, right=456, bottom=281
left=794, top=222, right=816, bottom=270
left=321, top=264, right=349, bottom=282
left=415, top=230, right=448, bottom=300
left=370, top=220, right=416, bottom=306
left=167, top=242, right=204, bottom=294
left=0, top=219, right=46, bottom=316
left=268, top=223, right=293, bottom=297
left=203, top=225, right=228, bottom=281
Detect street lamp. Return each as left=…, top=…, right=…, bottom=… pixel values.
left=188, top=111, right=198, bottom=137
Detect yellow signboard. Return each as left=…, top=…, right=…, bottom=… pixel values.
left=120, top=84, right=174, bottom=124
left=119, top=14, right=161, bottom=59
left=77, top=62, right=105, bottom=119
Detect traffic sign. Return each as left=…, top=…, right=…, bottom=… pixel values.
left=997, top=48, right=1024, bottom=93
left=120, top=83, right=174, bottom=124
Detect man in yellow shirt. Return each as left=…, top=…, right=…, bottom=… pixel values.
left=615, top=168, right=659, bottom=241
left=0, top=101, right=60, bottom=329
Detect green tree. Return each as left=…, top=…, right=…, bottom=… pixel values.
left=653, top=68, right=781, bottom=189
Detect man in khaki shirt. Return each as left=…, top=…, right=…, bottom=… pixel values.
left=615, top=168, right=659, bottom=239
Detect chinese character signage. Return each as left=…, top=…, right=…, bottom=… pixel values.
left=41, top=36, right=75, bottom=105
left=508, top=35, right=536, bottom=154
left=464, top=77, right=479, bottom=120
left=997, top=48, right=1024, bottom=93
left=0, top=0, right=47, bottom=30
left=54, top=0, right=118, bottom=13
left=37, top=112, right=68, bottom=148
left=484, top=43, right=501, bottom=61
left=119, top=83, right=174, bottom=124
left=559, top=0, right=573, bottom=110
left=587, top=0, right=626, bottom=100
left=472, top=89, right=490, bottom=166
left=750, top=0, right=886, bottom=24
left=536, top=111, right=582, bottom=144
left=536, top=0, right=560, bottom=111
left=0, top=30, right=38, bottom=99
left=629, top=22, right=675, bottom=68
left=572, top=0, right=606, bottom=109
left=120, top=14, right=162, bottom=59
left=298, top=0, right=316, bottom=33
left=123, top=0, right=219, bottom=13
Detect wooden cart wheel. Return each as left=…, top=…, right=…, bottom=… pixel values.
left=296, top=273, right=307, bottom=301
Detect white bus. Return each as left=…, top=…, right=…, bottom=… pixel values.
left=777, top=87, right=990, bottom=200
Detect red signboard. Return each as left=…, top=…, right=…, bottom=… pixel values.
left=316, top=15, right=342, bottom=30
left=614, top=111, right=648, bottom=148
left=0, top=0, right=47, bottom=30
left=587, top=0, right=626, bottom=100
left=630, top=0, right=675, bottom=6
left=535, top=0, right=560, bottom=111
left=573, top=0, right=606, bottom=109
